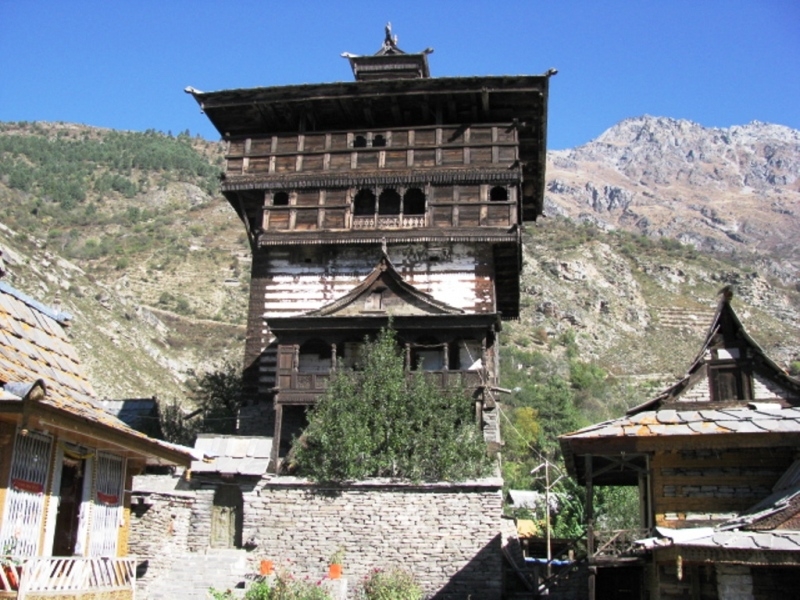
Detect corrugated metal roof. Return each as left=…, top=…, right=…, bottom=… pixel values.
left=507, top=489, right=544, bottom=509
left=191, top=434, right=272, bottom=475
left=677, top=530, right=800, bottom=552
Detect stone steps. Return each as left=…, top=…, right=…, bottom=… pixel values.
left=143, top=548, right=249, bottom=600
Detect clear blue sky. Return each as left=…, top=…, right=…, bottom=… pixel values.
left=1, top=0, right=798, bottom=149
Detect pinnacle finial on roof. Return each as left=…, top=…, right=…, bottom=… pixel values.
left=717, top=285, right=734, bottom=301
left=384, top=22, right=398, bottom=50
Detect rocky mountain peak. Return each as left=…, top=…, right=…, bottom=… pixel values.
left=547, top=117, right=800, bottom=281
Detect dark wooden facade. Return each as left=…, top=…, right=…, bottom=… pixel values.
left=187, top=30, right=551, bottom=468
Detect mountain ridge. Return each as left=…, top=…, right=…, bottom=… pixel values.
left=0, top=117, right=797, bottom=406
left=546, top=115, right=800, bottom=283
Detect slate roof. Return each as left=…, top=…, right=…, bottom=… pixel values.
left=191, top=434, right=272, bottom=476
left=561, top=405, right=800, bottom=441
left=642, top=527, right=800, bottom=553
left=0, top=281, right=95, bottom=406
left=99, top=397, right=159, bottom=434
left=0, top=280, right=191, bottom=465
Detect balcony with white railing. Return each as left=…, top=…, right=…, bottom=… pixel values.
left=0, top=556, right=137, bottom=599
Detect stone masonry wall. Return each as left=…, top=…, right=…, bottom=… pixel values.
left=128, top=490, right=194, bottom=594
left=242, top=477, right=505, bottom=599
left=130, top=475, right=505, bottom=599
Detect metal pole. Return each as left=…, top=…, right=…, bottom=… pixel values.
left=545, top=458, right=551, bottom=578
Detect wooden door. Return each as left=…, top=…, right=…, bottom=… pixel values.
left=211, top=485, right=242, bottom=548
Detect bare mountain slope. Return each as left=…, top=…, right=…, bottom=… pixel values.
left=546, top=116, right=800, bottom=281
left=1, top=119, right=797, bottom=407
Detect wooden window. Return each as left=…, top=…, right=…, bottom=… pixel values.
left=298, top=339, right=332, bottom=373
left=378, top=189, right=401, bottom=215
left=410, top=337, right=445, bottom=371
left=490, top=186, right=509, bottom=201
left=272, top=191, right=289, bottom=206
left=403, top=188, right=426, bottom=215
left=373, top=134, right=387, bottom=147
left=354, top=189, right=376, bottom=216
left=353, top=135, right=368, bottom=148
left=710, top=364, right=751, bottom=402
left=364, top=290, right=384, bottom=311
left=0, top=431, right=52, bottom=557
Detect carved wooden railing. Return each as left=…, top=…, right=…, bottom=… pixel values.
left=592, top=528, right=650, bottom=558
left=0, top=556, right=136, bottom=598
left=353, top=215, right=427, bottom=229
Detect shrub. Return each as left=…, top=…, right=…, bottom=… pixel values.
left=210, top=572, right=333, bottom=600
left=360, top=568, right=422, bottom=600
left=293, top=327, right=491, bottom=482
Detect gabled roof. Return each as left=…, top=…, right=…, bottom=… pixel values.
left=266, top=252, right=501, bottom=336
left=559, top=294, right=800, bottom=483
left=306, top=252, right=463, bottom=318
left=0, top=280, right=192, bottom=466
left=629, top=294, right=800, bottom=413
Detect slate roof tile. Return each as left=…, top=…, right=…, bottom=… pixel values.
left=0, top=281, right=190, bottom=464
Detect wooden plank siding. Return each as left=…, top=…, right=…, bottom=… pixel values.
left=652, top=446, right=795, bottom=527
left=254, top=243, right=494, bottom=319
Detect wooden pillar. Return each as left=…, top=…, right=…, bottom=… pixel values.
left=271, top=404, right=284, bottom=472
left=585, top=454, right=594, bottom=557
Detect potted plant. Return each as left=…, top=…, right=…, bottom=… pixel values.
left=328, top=547, right=345, bottom=580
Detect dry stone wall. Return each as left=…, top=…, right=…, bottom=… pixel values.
left=242, top=478, right=504, bottom=599
left=130, top=474, right=506, bottom=600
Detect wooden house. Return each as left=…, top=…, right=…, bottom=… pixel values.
left=0, top=276, right=192, bottom=599
left=185, top=27, right=553, bottom=468
left=559, top=293, right=800, bottom=599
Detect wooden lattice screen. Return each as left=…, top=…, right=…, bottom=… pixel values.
left=0, top=431, right=53, bottom=556
left=87, top=452, right=125, bottom=557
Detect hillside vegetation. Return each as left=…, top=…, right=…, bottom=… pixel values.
left=0, top=119, right=798, bottom=443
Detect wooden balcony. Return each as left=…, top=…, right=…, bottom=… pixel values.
left=276, top=369, right=484, bottom=406
left=591, top=528, right=651, bottom=560
left=0, top=556, right=136, bottom=599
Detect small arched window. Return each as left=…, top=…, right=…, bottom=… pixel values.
left=354, top=189, right=376, bottom=215
left=373, top=134, right=386, bottom=147
left=273, top=191, right=289, bottom=206
left=378, top=189, right=401, bottom=215
left=490, top=186, right=509, bottom=201
left=353, top=135, right=368, bottom=148
left=403, top=188, right=426, bottom=215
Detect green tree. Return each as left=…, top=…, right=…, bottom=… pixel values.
left=293, top=327, right=492, bottom=482
left=158, top=400, right=198, bottom=446
left=187, top=361, right=243, bottom=435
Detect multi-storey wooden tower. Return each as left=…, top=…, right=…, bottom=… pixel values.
left=187, top=28, right=551, bottom=469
